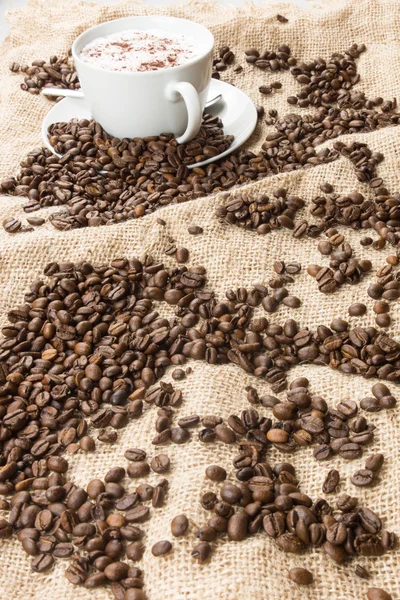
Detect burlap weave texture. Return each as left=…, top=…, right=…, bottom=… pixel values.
left=0, top=0, right=399, bottom=598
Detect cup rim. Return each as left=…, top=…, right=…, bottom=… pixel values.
left=72, top=16, right=214, bottom=76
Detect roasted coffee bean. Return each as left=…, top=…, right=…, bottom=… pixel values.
left=178, top=414, right=200, bottom=428
left=127, top=462, right=150, bottom=478
left=150, top=454, right=170, bottom=474
left=188, top=225, right=203, bottom=235
left=105, top=467, right=126, bottom=483
left=351, top=469, right=375, bottom=487
left=151, top=540, right=172, bottom=557
left=123, top=590, right=146, bottom=600
left=371, top=383, right=391, bottom=400
left=276, top=533, right=305, bottom=554
left=104, top=562, right=129, bottom=582
left=126, top=542, right=145, bottom=562
left=191, top=542, right=211, bottom=562
left=360, top=397, right=381, bottom=412
left=206, top=465, right=227, bottom=482
left=348, top=303, right=367, bottom=316
left=227, top=512, right=248, bottom=541
left=367, top=589, right=393, bottom=600
left=365, top=454, right=384, bottom=473
left=337, top=494, right=358, bottom=512
left=322, top=469, right=340, bottom=493
left=339, top=443, right=362, bottom=460
left=381, top=530, right=397, bottom=550
left=355, top=565, right=371, bottom=579
left=171, top=514, right=189, bottom=537
left=323, top=541, right=346, bottom=564
left=125, top=449, right=147, bottom=462
left=31, top=553, right=54, bottom=572
left=288, top=567, right=313, bottom=585
left=176, top=248, right=189, bottom=264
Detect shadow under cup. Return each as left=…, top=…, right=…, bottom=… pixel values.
left=72, top=16, right=214, bottom=141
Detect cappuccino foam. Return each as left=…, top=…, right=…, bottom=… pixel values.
left=80, top=28, right=198, bottom=72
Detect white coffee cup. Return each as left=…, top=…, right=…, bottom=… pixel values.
left=72, top=16, right=214, bottom=143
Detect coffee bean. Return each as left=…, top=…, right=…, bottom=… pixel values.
left=206, top=465, right=227, bottom=482
left=375, top=314, right=391, bottom=327
left=172, top=368, right=185, bottom=380
left=105, top=467, right=126, bottom=483
left=171, top=514, right=189, bottom=537
left=84, top=573, right=108, bottom=588
left=151, top=540, right=172, bottom=556
left=125, top=507, right=150, bottom=523
left=380, top=395, right=396, bottom=409
left=288, top=567, right=313, bottom=585
left=31, top=553, right=54, bottom=572
left=227, top=512, right=248, bottom=541
left=126, top=542, right=145, bottom=561
left=336, top=494, right=358, bottom=512
left=360, top=397, right=381, bottom=412
left=125, top=449, right=147, bottom=462
left=355, top=565, right=370, bottom=579
left=176, top=248, right=189, bottom=264
left=171, top=427, right=190, bottom=444
left=371, top=383, right=391, bottom=399
left=215, top=424, right=236, bottom=444
left=104, top=562, right=129, bottom=582
left=323, top=541, right=346, bottom=564
left=367, top=589, right=393, bottom=600
left=381, top=530, right=396, bottom=550
left=322, top=469, right=340, bottom=493
left=127, top=462, right=150, bottom=478
left=188, top=225, right=203, bottom=234
left=365, top=454, right=384, bottom=473
left=123, top=590, right=146, bottom=600
left=348, top=303, right=367, bottom=316
left=26, top=216, right=45, bottom=226
left=178, top=415, right=200, bottom=428
left=276, top=533, right=305, bottom=554
left=2, top=217, right=21, bottom=233
left=150, top=454, right=170, bottom=474
left=191, top=542, right=211, bottom=562
left=351, top=469, right=375, bottom=487
left=339, top=443, right=362, bottom=460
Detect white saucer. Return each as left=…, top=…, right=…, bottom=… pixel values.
left=41, top=79, right=257, bottom=169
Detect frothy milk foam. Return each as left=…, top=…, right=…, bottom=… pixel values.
left=80, top=28, right=198, bottom=72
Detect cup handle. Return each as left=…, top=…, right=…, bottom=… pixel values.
left=166, top=81, right=202, bottom=144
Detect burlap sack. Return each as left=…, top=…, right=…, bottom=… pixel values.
left=0, top=0, right=399, bottom=598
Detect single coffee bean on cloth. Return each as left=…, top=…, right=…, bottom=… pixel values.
left=0, top=0, right=400, bottom=600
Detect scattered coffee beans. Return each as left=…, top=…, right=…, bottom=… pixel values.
left=288, top=567, right=313, bottom=585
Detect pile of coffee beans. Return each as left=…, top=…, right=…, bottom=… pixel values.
left=360, top=382, right=397, bottom=413
left=2, top=39, right=399, bottom=600
left=0, top=257, right=398, bottom=596
left=1, top=115, right=234, bottom=232
left=309, top=238, right=372, bottom=294
left=195, top=456, right=395, bottom=566
left=215, top=187, right=305, bottom=234
left=212, top=46, right=236, bottom=80
left=9, top=54, right=79, bottom=98
left=4, top=43, right=400, bottom=235
left=351, top=453, right=384, bottom=488
left=223, top=378, right=377, bottom=463
left=335, top=140, right=384, bottom=185
left=311, top=181, right=400, bottom=249
left=245, top=44, right=295, bottom=72
left=367, top=258, right=400, bottom=328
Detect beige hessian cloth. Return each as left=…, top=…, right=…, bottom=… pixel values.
left=0, top=0, right=399, bottom=598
